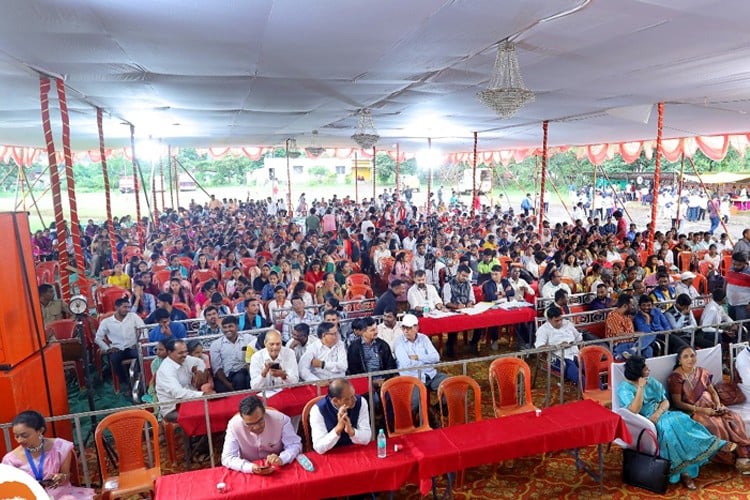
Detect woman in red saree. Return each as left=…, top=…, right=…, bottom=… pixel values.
left=667, top=346, right=750, bottom=472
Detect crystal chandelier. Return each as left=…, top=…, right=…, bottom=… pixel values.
left=305, top=130, right=325, bottom=156
left=477, top=41, right=535, bottom=119
left=351, top=109, right=380, bottom=149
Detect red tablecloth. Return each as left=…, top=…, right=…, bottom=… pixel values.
left=402, top=399, right=632, bottom=494
left=154, top=440, right=417, bottom=500
left=418, top=306, right=535, bottom=336
left=177, top=377, right=371, bottom=437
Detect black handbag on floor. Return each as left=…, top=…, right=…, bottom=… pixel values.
left=622, top=429, right=671, bottom=494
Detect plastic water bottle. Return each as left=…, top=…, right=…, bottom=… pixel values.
left=422, top=303, right=430, bottom=315
left=377, top=429, right=387, bottom=458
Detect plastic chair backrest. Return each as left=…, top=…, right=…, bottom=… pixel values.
left=678, top=251, right=693, bottom=272
left=721, top=254, right=732, bottom=274
left=95, top=408, right=160, bottom=477
left=560, top=276, right=577, bottom=293
left=380, top=375, right=431, bottom=437
left=173, top=302, right=192, bottom=317
left=578, top=345, right=613, bottom=393
left=346, top=273, right=371, bottom=287
left=692, top=274, right=707, bottom=295
left=346, top=284, right=373, bottom=300
left=437, top=375, right=482, bottom=426
left=301, top=395, right=325, bottom=452
left=153, top=270, right=172, bottom=287
left=698, top=260, right=713, bottom=277
left=488, top=357, right=532, bottom=410
left=193, top=269, right=217, bottom=284
left=46, top=319, right=77, bottom=340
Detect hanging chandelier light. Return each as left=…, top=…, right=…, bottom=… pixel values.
left=305, top=130, right=326, bottom=156
left=351, top=109, right=380, bottom=149
left=285, top=138, right=301, bottom=158
left=477, top=40, right=535, bottom=119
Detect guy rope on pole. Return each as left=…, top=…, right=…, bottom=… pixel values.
left=97, top=108, right=118, bottom=264
left=686, top=156, right=734, bottom=246
left=596, top=164, right=635, bottom=223
left=39, top=77, right=71, bottom=301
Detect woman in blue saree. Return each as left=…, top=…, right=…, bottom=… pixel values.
left=618, top=356, right=736, bottom=490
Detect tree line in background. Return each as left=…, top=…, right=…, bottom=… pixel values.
left=0, top=146, right=748, bottom=195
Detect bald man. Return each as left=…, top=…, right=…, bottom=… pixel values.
left=249, top=329, right=299, bottom=390
left=309, top=379, right=371, bottom=454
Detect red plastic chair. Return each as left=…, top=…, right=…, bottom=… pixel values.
left=577, top=346, right=613, bottom=407
left=95, top=286, right=131, bottom=315
left=437, top=376, right=482, bottom=487
left=301, top=396, right=325, bottom=452
left=692, top=274, right=707, bottom=295
left=488, top=358, right=538, bottom=417
left=698, top=260, right=714, bottom=278
left=46, top=319, right=84, bottom=388
left=152, top=270, right=172, bottom=289
left=345, top=284, right=374, bottom=300
left=721, top=254, right=732, bottom=275
left=380, top=376, right=432, bottom=437
left=192, top=269, right=218, bottom=286
left=172, top=302, right=192, bottom=318
left=122, top=246, right=142, bottom=262
left=678, top=251, right=693, bottom=272
left=345, top=273, right=371, bottom=288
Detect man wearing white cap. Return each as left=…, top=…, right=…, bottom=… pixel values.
left=675, top=271, right=700, bottom=300
left=393, top=314, right=448, bottom=405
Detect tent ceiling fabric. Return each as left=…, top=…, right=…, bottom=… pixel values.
left=2, top=0, right=750, bottom=153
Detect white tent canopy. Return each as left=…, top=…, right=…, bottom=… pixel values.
left=3, top=0, right=750, bottom=152
left=683, top=172, right=750, bottom=185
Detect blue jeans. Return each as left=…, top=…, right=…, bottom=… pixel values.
left=709, top=216, right=720, bottom=234
left=551, top=357, right=580, bottom=384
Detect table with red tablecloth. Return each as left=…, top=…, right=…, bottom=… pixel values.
left=418, top=306, right=535, bottom=336
left=154, top=440, right=416, bottom=500
left=177, top=377, right=371, bottom=437
left=400, top=399, right=632, bottom=495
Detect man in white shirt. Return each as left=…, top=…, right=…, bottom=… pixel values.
left=299, top=322, right=348, bottom=381
left=394, top=314, right=448, bottom=406
left=249, top=330, right=299, bottom=391
left=507, top=265, right=534, bottom=300
left=95, top=298, right=145, bottom=392
left=407, top=270, right=444, bottom=312
left=210, top=315, right=257, bottom=393
left=411, top=242, right=427, bottom=272
left=286, top=322, right=320, bottom=362
left=675, top=272, right=700, bottom=300
left=534, top=306, right=582, bottom=384
left=155, top=338, right=213, bottom=421
left=701, top=289, right=739, bottom=346
left=309, top=378, right=371, bottom=454
left=221, top=395, right=301, bottom=473
left=376, top=310, right=404, bottom=354
left=541, top=270, right=572, bottom=300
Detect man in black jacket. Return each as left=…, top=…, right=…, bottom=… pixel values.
left=347, top=317, right=396, bottom=407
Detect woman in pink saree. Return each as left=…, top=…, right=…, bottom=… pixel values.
left=668, top=346, right=750, bottom=472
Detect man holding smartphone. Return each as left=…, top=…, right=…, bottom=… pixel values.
left=221, top=395, right=301, bottom=474
left=249, top=329, right=299, bottom=390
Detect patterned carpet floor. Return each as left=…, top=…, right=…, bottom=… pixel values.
left=72, top=336, right=750, bottom=499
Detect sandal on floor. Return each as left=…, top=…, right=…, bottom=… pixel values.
left=680, top=473, right=697, bottom=490
left=721, top=442, right=738, bottom=454
left=736, top=458, right=750, bottom=474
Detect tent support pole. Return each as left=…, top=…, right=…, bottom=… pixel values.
left=647, top=103, right=664, bottom=254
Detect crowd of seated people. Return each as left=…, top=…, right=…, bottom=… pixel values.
left=30, top=189, right=750, bottom=494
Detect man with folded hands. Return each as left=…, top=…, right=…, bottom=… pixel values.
left=221, top=395, right=301, bottom=474
left=309, top=378, right=371, bottom=454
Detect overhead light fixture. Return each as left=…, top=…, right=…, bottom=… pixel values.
left=477, top=41, right=535, bottom=119
left=351, top=109, right=380, bottom=149
left=285, top=138, right=301, bottom=158
left=305, top=130, right=326, bottom=157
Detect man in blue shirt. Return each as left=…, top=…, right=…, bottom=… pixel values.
left=633, top=295, right=688, bottom=355
left=394, top=314, right=448, bottom=408
left=148, top=307, right=187, bottom=344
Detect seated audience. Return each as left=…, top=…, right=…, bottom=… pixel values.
left=347, top=316, right=396, bottom=403
left=700, top=289, right=738, bottom=346
left=634, top=295, right=689, bottom=355
left=394, top=314, right=448, bottom=405
left=299, top=322, right=348, bottom=381
left=618, top=355, right=735, bottom=489
left=2, top=410, right=95, bottom=499
left=605, top=293, right=643, bottom=359
left=376, top=310, right=403, bottom=353
left=310, top=378, right=371, bottom=454
left=221, top=395, right=301, bottom=473
left=282, top=295, right=316, bottom=343
left=407, top=269, right=445, bottom=313
left=534, top=305, right=582, bottom=383
left=210, top=315, right=257, bottom=393
left=95, top=297, right=145, bottom=392
left=667, top=346, right=750, bottom=472
left=39, top=284, right=71, bottom=326
left=148, top=307, right=188, bottom=344
left=249, top=330, right=299, bottom=390
left=286, top=322, right=319, bottom=362
left=156, top=338, right=213, bottom=421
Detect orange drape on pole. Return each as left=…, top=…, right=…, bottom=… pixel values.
left=39, top=77, right=71, bottom=301
left=394, top=143, right=400, bottom=201
left=372, top=146, right=376, bottom=201
left=647, top=103, right=664, bottom=254
left=96, top=108, right=118, bottom=264
left=56, top=79, right=86, bottom=277
left=129, top=125, right=144, bottom=250
left=538, top=121, right=549, bottom=239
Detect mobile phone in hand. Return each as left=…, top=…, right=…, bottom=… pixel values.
left=270, top=363, right=281, bottom=370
